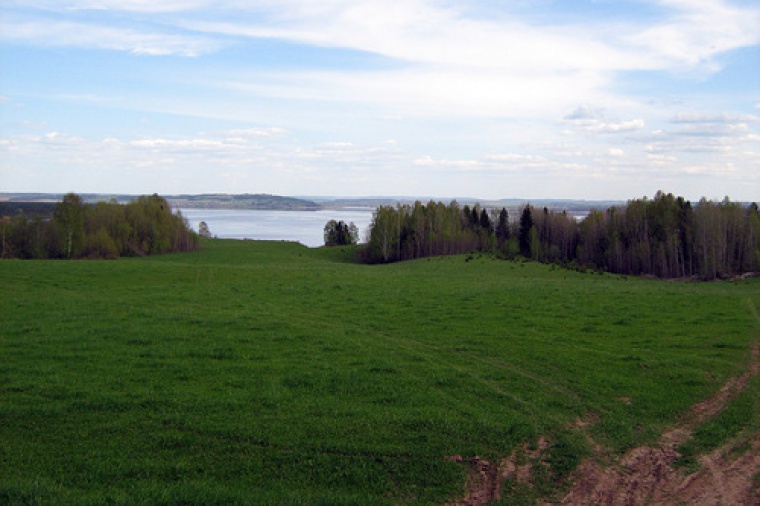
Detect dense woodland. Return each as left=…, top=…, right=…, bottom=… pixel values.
left=362, top=191, right=760, bottom=279
left=1, top=193, right=198, bottom=259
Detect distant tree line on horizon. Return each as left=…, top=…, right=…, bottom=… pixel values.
left=1, top=193, right=198, bottom=259
left=361, top=191, right=760, bottom=279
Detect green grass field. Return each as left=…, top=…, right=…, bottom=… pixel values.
left=2, top=239, right=758, bottom=504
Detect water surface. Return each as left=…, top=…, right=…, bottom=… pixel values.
left=181, top=208, right=374, bottom=248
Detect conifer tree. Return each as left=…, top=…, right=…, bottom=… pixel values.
left=519, top=205, right=533, bottom=257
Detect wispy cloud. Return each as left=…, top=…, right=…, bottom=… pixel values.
left=563, top=107, right=645, bottom=134
left=670, top=112, right=759, bottom=124
left=170, top=0, right=758, bottom=123
left=626, top=0, right=760, bottom=70
left=180, top=0, right=759, bottom=72
left=639, top=113, right=758, bottom=161
left=226, top=127, right=288, bottom=137
left=1, top=16, right=220, bottom=56
left=6, top=0, right=209, bottom=13
left=11, top=0, right=757, bottom=106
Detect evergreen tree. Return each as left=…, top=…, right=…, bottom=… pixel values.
left=479, top=209, right=491, bottom=231
left=519, top=205, right=533, bottom=257
left=495, top=208, right=509, bottom=243
left=324, top=220, right=357, bottom=246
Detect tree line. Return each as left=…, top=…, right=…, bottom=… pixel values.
left=1, top=193, right=198, bottom=259
left=361, top=191, right=760, bottom=279
left=361, top=200, right=503, bottom=263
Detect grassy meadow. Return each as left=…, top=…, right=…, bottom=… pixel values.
left=1, top=239, right=758, bottom=504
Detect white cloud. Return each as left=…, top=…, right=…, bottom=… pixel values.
left=100, top=138, right=122, bottom=148
left=180, top=0, right=760, bottom=74
left=590, top=119, right=646, bottom=133
left=6, top=0, right=759, bottom=120
left=670, top=112, right=759, bottom=124
left=625, top=0, right=760, bottom=70
left=130, top=138, right=235, bottom=150
left=411, top=152, right=588, bottom=176
left=563, top=108, right=645, bottom=134
left=673, top=123, right=749, bottom=137
left=2, top=117, right=757, bottom=199
left=216, top=67, right=615, bottom=119
left=1, top=18, right=219, bottom=56
left=7, top=0, right=210, bottom=13
left=184, top=8, right=635, bottom=72
left=636, top=110, right=760, bottom=157
left=485, top=153, right=545, bottom=163
left=563, top=106, right=605, bottom=121
left=226, top=127, right=288, bottom=137
left=647, top=153, right=677, bottom=162
left=645, top=133, right=739, bottom=154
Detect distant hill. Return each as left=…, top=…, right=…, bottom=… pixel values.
left=0, top=193, right=321, bottom=211
left=0, top=192, right=138, bottom=204
left=1, top=192, right=627, bottom=215
left=165, top=194, right=320, bottom=210
left=308, top=196, right=625, bottom=217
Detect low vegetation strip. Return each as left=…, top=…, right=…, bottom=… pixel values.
left=1, top=239, right=758, bottom=504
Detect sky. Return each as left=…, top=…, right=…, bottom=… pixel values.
left=1, top=0, right=759, bottom=201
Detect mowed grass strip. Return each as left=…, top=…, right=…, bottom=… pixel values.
left=1, top=239, right=757, bottom=504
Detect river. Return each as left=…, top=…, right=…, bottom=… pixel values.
left=180, top=208, right=375, bottom=248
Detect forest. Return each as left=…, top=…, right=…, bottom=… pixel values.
left=362, top=191, right=760, bottom=279
left=5, top=190, right=758, bottom=279
left=0, top=193, right=198, bottom=259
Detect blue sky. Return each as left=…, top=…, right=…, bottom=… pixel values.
left=1, top=0, right=758, bottom=201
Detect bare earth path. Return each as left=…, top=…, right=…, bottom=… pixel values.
left=448, top=302, right=759, bottom=505
left=561, top=339, right=759, bottom=506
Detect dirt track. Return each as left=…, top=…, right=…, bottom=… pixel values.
left=560, top=340, right=759, bottom=506
left=447, top=338, right=760, bottom=506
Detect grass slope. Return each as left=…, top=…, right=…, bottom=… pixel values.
left=1, top=239, right=757, bottom=504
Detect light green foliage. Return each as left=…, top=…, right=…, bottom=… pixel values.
left=3, top=193, right=197, bottom=259
left=54, top=192, right=85, bottom=258
left=1, top=240, right=757, bottom=503
left=364, top=201, right=493, bottom=263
